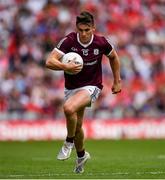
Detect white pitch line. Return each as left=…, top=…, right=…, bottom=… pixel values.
left=1, top=171, right=165, bottom=178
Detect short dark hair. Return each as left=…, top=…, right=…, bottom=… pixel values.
left=76, top=11, right=94, bottom=26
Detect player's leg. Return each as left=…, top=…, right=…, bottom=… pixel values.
left=64, top=90, right=91, bottom=138
left=73, top=86, right=101, bottom=172
left=74, top=108, right=85, bottom=152
left=57, top=86, right=101, bottom=161
left=57, top=90, right=91, bottom=160
left=73, top=108, right=90, bottom=173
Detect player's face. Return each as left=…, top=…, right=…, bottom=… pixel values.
left=76, top=23, right=95, bottom=44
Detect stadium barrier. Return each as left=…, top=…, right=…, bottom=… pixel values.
left=0, top=119, right=165, bottom=141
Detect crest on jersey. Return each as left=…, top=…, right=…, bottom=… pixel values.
left=94, top=49, right=99, bottom=55
left=82, top=49, right=89, bottom=56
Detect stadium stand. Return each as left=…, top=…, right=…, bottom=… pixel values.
left=0, top=0, right=164, bottom=120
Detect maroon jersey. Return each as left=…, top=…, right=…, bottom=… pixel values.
left=56, top=32, right=113, bottom=90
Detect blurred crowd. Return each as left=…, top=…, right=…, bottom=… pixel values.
left=0, top=0, right=165, bottom=120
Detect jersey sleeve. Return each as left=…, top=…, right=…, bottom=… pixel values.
left=102, top=37, right=113, bottom=56
left=56, top=35, right=71, bottom=54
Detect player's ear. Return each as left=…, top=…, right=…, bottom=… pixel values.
left=92, top=26, right=96, bottom=31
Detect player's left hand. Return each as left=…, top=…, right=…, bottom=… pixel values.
left=111, top=80, right=122, bottom=94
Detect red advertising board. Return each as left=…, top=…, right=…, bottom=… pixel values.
left=0, top=119, right=165, bottom=140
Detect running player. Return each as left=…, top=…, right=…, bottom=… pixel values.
left=46, top=11, right=121, bottom=173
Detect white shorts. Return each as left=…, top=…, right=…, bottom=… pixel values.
left=64, top=85, right=101, bottom=106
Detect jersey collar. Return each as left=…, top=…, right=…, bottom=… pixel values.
left=77, top=33, right=94, bottom=48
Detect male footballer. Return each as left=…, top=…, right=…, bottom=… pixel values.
left=46, top=11, right=121, bottom=173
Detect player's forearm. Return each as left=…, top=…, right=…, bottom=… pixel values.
left=45, top=54, right=67, bottom=71
left=109, top=51, right=121, bottom=83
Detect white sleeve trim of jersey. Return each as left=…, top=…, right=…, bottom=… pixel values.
left=105, top=37, right=115, bottom=57
left=52, top=48, right=65, bottom=61
left=106, top=47, right=114, bottom=57
left=52, top=48, right=65, bottom=56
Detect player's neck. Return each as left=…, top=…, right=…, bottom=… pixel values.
left=77, top=33, right=94, bottom=48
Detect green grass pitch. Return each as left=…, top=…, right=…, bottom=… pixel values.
left=0, top=139, right=165, bottom=179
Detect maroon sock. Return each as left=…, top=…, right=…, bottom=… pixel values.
left=66, top=136, right=74, bottom=143
left=77, top=149, right=85, bottom=158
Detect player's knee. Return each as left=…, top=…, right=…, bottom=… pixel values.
left=63, top=103, right=75, bottom=115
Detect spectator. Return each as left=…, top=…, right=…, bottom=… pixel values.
left=0, top=0, right=164, bottom=120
